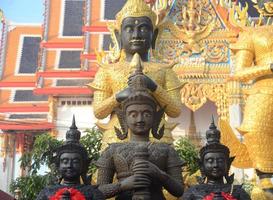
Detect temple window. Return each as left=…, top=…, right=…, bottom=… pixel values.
left=103, top=0, right=126, bottom=20
left=16, top=36, right=41, bottom=74
left=102, top=34, right=113, bottom=51
left=55, top=79, right=91, bottom=86
left=61, top=0, right=84, bottom=36
left=13, top=90, right=48, bottom=102
left=58, top=51, right=81, bottom=69
left=9, top=114, right=48, bottom=120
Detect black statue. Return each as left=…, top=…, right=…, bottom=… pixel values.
left=36, top=116, right=105, bottom=200
left=182, top=119, right=250, bottom=200
left=96, top=54, right=184, bottom=200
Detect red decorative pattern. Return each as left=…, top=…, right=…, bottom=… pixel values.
left=144, top=0, right=156, bottom=4
left=203, top=192, right=237, bottom=200
left=50, top=188, right=86, bottom=200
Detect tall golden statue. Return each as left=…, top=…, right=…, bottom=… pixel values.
left=88, top=0, right=183, bottom=149
left=220, top=25, right=273, bottom=195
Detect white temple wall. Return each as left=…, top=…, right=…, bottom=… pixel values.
left=56, top=97, right=97, bottom=140
left=170, top=101, right=218, bottom=142
left=0, top=142, right=16, bottom=193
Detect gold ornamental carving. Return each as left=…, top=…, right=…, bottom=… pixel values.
left=181, top=83, right=207, bottom=111
left=181, top=83, right=229, bottom=119
left=157, top=0, right=215, bottom=56
left=204, top=41, right=229, bottom=63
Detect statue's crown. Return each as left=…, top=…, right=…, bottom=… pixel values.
left=65, top=115, right=81, bottom=144
left=205, top=116, right=221, bottom=145
left=200, top=117, right=230, bottom=159
left=115, top=0, right=157, bottom=30
left=123, top=53, right=156, bottom=109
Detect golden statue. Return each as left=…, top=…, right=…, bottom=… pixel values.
left=220, top=25, right=273, bottom=195
left=88, top=0, right=183, bottom=149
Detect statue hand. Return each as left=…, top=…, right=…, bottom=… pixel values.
left=128, top=74, right=157, bottom=92
left=120, top=174, right=151, bottom=191
left=115, top=87, right=132, bottom=103
left=133, top=159, right=163, bottom=181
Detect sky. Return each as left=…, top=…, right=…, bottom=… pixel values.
left=0, top=0, right=43, bottom=23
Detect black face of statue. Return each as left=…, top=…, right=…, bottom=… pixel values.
left=203, top=152, right=227, bottom=182
left=126, top=104, right=154, bottom=135
left=120, top=17, right=153, bottom=58
left=59, top=152, right=82, bottom=183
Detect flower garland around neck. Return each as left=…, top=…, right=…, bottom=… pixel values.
left=50, top=187, right=86, bottom=200
left=203, top=192, right=237, bottom=200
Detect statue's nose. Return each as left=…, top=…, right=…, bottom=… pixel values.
left=132, top=29, right=140, bottom=38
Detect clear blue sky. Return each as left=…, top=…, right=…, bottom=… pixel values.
left=0, top=0, right=43, bottom=23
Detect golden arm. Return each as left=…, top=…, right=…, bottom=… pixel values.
left=92, top=91, right=119, bottom=119
left=152, top=69, right=184, bottom=118
left=88, top=68, right=120, bottom=119
left=232, top=50, right=272, bottom=82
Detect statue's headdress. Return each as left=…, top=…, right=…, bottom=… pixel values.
left=115, top=53, right=165, bottom=140
left=198, top=117, right=235, bottom=184
left=53, top=116, right=91, bottom=184
left=115, top=0, right=157, bottom=31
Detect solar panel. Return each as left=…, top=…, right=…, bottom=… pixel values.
left=18, top=37, right=41, bottom=73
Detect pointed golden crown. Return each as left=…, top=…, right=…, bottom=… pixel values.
left=115, top=0, right=157, bottom=30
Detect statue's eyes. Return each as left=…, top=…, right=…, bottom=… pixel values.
left=125, top=26, right=133, bottom=33
left=129, top=112, right=137, bottom=118
left=206, top=158, right=213, bottom=163
left=140, top=26, right=149, bottom=33
left=72, top=159, right=80, bottom=164
left=217, top=158, right=224, bottom=163
left=61, top=158, right=69, bottom=164
left=143, top=112, right=152, bottom=118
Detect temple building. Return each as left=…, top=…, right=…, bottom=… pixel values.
left=0, top=0, right=271, bottom=194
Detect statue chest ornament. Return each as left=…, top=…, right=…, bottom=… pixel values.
left=38, top=184, right=103, bottom=200
left=49, top=187, right=85, bottom=200
left=110, top=142, right=170, bottom=179
left=186, top=184, right=243, bottom=200
left=203, top=192, right=237, bottom=200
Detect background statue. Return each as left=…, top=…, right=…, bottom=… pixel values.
left=36, top=117, right=105, bottom=200
left=183, top=119, right=250, bottom=200
left=88, top=0, right=184, bottom=149
left=220, top=25, right=273, bottom=195
left=95, top=54, right=184, bottom=200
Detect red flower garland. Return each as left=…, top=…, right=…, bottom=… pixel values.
left=50, top=187, right=86, bottom=200
left=203, top=192, right=237, bottom=200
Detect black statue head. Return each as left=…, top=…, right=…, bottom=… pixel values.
left=199, top=118, right=235, bottom=184
left=53, top=116, right=91, bottom=185
left=120, top=16, right=155, bottom=61
left=114, top=0, right=158, bottom=61
left=115, top=54, right=164, bottom=140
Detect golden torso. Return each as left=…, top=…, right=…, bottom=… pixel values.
left=89, top=60, right=182, bottom=149
left=231, top=26, right=273, bottom=172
